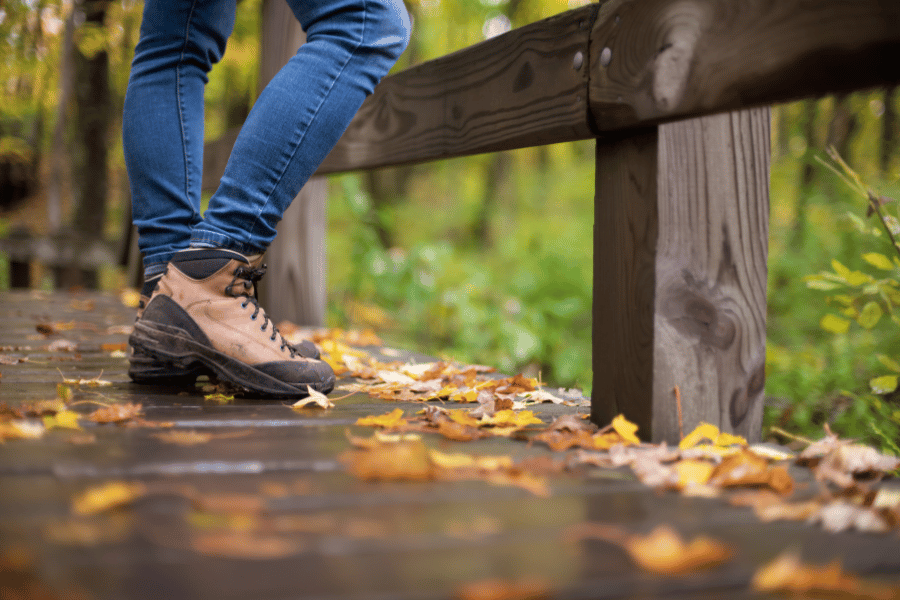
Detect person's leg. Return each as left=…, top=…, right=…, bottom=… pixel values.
left=122, top=0, right=235, bottom=279
left=132, top=0, right=409, bottom=397
left=190, top=0, right=411, bottom=254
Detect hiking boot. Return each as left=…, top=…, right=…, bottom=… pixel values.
left=128, top=274, right=322, bottom=385
left=129, top=249, right=335, bottom=396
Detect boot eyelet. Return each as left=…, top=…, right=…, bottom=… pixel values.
left=250, top=314, right=256, bottom=320
left=241, top=301, right=248, bottom=309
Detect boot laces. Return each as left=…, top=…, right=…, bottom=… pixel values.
left=224, top=264, right=297, bottom=358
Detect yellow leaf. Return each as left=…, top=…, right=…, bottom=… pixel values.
left=679, top=422, right=720, bottom=450
left=44, top=410, right=82, bottom=431
left=72, top=481, right=146, bottom=516
left=481, top=410, right=543, bottom=429
left=611, top=414, right=641, bottom=444
left=675, top=459, right=715, bottom=488
left=820, top=313, right=851, bottom=334
left=451, top=389, right=479, bottom=403
left=862, top=252, right=896, bottom=271
left=715, top=431, right=748, bottom=447
left=447, top=409, right=479, bottom=428
left=356, top=408, right=407, bottom=428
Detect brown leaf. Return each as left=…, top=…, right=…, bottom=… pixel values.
left=87, top=403, right=143, bottom=424
left=752, top=551, right=900, bottom=599
left=623, top=525, right=734, bottom=575
left=709, top=449, right=794, bottom=495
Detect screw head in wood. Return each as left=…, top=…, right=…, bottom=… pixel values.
left=600, top=47, right=612, bottom=67
left=573, top=51, right=584, bottom=71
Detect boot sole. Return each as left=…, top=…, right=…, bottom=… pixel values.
left=128, top=348, right=211, bottom=385
left=130, top=321, right=335, bottom=398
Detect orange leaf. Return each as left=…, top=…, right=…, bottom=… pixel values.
left=624, top=525, right=734, bottom=575
left=752, top=551, right=900, bottom=600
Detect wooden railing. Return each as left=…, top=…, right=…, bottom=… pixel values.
left=201, top=0, right=900, bottom=443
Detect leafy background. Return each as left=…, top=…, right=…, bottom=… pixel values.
left=0, top=0, right=898, bottom=451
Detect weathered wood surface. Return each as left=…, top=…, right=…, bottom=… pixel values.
left=593, top=109, right=770, bottom=443
left=2, top=291, right=900, bottom=599
left=588, top=0, right=900, bottom=131
left=303, top=0, right=900, bottom=174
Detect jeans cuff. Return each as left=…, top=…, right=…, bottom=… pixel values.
left=189, top=230, right=265, bottom=256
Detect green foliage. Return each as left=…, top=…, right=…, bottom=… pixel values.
left=766, top=139, right=900, bottom=453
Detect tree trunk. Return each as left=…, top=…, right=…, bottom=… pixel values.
left=69, top=0, right=112, bottom=288
left=48, top=8, right=76, bottom=234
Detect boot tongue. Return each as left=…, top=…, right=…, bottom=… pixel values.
left=171, top=249, right=250, bottom=280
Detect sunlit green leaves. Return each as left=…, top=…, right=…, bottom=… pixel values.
left=869, top=375, right=898, bottom=395
left=820, top=314, right=850, bottom=334
left=862, top=252, right=896, bottom=271
left=857, top=301, right=883, bottom=329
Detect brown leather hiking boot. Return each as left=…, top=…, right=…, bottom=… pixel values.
left=129, top=249, right=335, bottom=396
left=128, top=273, right=321, bottom=385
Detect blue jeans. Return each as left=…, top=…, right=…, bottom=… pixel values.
left=123, top=0, right=410, bottom=277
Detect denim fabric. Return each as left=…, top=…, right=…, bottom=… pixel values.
left=123, top=0, right=410, bottom=276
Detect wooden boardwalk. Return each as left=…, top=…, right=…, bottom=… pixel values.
left=1, top=290, right=899, bottom=600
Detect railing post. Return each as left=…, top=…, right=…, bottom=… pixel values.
left=592, top=108, right=770, bottom=443
left=256, top=0, right=327, bottom=326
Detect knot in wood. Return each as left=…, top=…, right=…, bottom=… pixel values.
left=651, top=1, right=707, bottom=113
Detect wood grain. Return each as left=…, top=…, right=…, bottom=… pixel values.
left=316, top=5, right=597, bottom=173
left=592, top=108, right=769, bottom=443
left=653, top=108, right=769, bottom=442
left=588, top=0, right=900, bottom=130
left=592, top=127, right=660, bottom=438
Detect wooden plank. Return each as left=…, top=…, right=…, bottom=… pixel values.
left=592, top=108, right=769, bottom=443
left=315, top=5, right=597, bottom=173
left=202, top=1, right=900, bottom=178
left=588, top=0, right=900, bottom=131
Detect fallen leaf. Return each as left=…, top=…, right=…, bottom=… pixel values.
left=291, top=387, right=334, bottom=409
left=709, top=449, right=794, bottom=496
left=624, top=525, right=734, bottom=575
left=71, top=481, right=146, bottom=516
left=43, top=410, right=82, bottom=431
left=355, top=408, right=407, bottom=428
left=752, top=551, right=900, bottom=599
left=204, top=393, right=235, bottom=404
left=0, top=419, right=45, bottom=441
left=87, top=403, right=143, bottom=424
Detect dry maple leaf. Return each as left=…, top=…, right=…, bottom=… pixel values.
left=709, top=449, right=794, bottom=496
left=752, top=551, right=900, bottom=600
left=87, top=403, right=143, bottom=424
left=71, top=481, right=146, bottom=516
left=291, top=387, right=334, bottom=409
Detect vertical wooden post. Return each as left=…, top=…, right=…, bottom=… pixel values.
left=257, top=0, right=328, bottom=326
left=592, top=108, right=770, bottom=443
